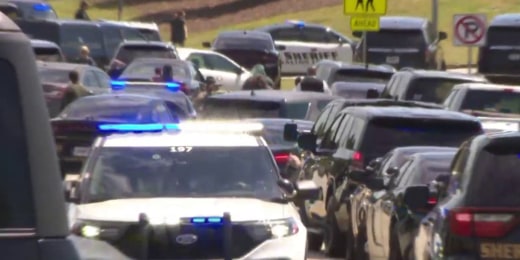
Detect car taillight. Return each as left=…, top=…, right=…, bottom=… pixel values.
left=427, top=196, right=438, bottom=205
left=274, top=152, right=290, bottom=164
left=449, top=208, right=519, bottom=238
left=350, top=151, right=364, bottom=170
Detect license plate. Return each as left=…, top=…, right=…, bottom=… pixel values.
left=508, top=53, right=520, bottom=61
left=386, top=56, right=400, bottom=64
left=72, top=147, right=90, bottom=157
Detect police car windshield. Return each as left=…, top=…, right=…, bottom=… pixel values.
left=60, top=98, right=158, bottom=123
left=120, top=60, right=189, bottom=80
left=202, top=100, right=310, bottom=120
left=487, top=27, right=520, bottom=46
left=115, top=46, right=176, bottom=64
left=86, top=146, right=282, bottom=202
left=405, top=78, right=470, bottom=104
left=39, top=68, right=69, bottom=83
left=34, top=47, right=62, bottom=62
left=60, top=25, right=104, bottom=57
left=460, top=90, right=520, bottom=114
left=366, top=29, right=424, bottom=48
left=214, top=37, right=274, bottom=51
left=333, top=69, right=392, bottom=84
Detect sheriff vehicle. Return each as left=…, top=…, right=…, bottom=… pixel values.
left=65, top=122, right=319, bottom=260
left=257, top=20, right=354, bottom=76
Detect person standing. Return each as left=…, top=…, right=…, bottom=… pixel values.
left=170, top=11, right=188, bottom=46
left=74, top=0, right=90, bottom=20
left=61, top=71, right=92, bottom=111
left=75, top=45, right=97, bottom=66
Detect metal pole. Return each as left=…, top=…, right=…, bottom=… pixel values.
left=117, top=0, right=123, bottom=21
left=363, top=31, right=368, bottom=69
left=468, top=47, right=473, bottom=74
left=432, top=0, right=439, bottom=34
left=223, top=212, right=232, bottom=260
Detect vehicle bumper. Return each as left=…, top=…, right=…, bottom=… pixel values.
left=239, top=230, right=307, bottom=260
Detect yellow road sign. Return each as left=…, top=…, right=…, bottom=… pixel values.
left=344, top=0, right=387, bottom=15
left=350, top=16, right=380, bottom=31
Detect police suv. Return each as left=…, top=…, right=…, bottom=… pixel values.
left=65, top=122, right=319, bottom=259
left=257, top=20, right=354, bottom=76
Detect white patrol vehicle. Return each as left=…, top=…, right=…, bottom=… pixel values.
left=65, top=122, right=319, bottom=260
left=176, top=48, right=252, bottom=91
left=257, top=20, right=354, bottom=76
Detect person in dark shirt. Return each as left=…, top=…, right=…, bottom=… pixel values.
left=75, top=45, right=96, bottom=66
left=61, top=71, right=92, bottom=111
left=74, top=0, right=90, bottom=20
left=170, top=11, right=188, bottom=46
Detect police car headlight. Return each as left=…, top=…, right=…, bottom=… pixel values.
left=72, top=221, right=121, bottom=240
left=81, top=225, right=101, bottom=238
left=267, top=218, right=299, bottom=238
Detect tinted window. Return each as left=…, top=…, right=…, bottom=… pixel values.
left=460, top=89, right=520, bottom=114
left=333, top=69, right=392, bottom=84
left=487, top=27, right=520, bottom=46
left=312, top=105, right=333, bottom=136
left=204, top=54, right=238, bottom=73
left=202, top=100, right=281, bottom=119
left=301, top=28, right=338, bottom=43
left=82, top=70, right=99, bottom=88
left=214, top=36, right=274, bottom=51
left=93, top=70, right=110, bottom=89
left=405, top=78, right=472, bottom=103
left=0, top=59, right=35, bottom=228
left=359, top=118, right=482, bottom=161
left=60, top=25, right=104, bottom=58
left=407, top=159, right=452, bottom=185
left=34, top=47, right=63, bottom=62
left=283, top=102, right=310, bottom=119
left=366, top=29, right=425, bottom=48
left=263, top=127, right=299, bottom=146
left=39, top=68, right=70, bottom=84
left=115, top=46, right=175, bottom=64
left=468, top=143, right=520, bottom=207
left=86, top=147, right=281, bottom=202
left=60, top=98, right=157, bottom=123
left=120, top=61, right=189, bottom=80
left=333, top=87, right=370, bottom=99
left=100, top=26, right=124, bottom=59
left=134, top=29, right=161, bottom=41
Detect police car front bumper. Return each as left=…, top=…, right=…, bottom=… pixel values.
left=238, top=226, right=307, bottom=260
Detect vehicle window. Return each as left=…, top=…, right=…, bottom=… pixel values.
left=283, top=102, right=310, bottom=120
left=346, top=117, right=364, bottom=149
left=60, top=25, right=104, bottom=59
left=93, top=70, right=111, bottom=89
left=100, top=27, right=124, bottom=59
left=396, top=161, right=418, bottom=187
left=377, top=153, right=394, bottom=177
left=269, top=28, right=302, bottom=42
left=460, top=89, right=520, bottom=114
left=359, top=118, right=482, bottom=162
left=34, top=47, right=63, bottom=62
left=82, top=70, right=100, bottom=88
left=389, top=159, right=413, bottom=188
left=0, top=59, right=35, bottom=228
left=115, top=46, right=176, bottom=64
left=332, top=69, right=392, bottom=84
left=425, top=22, right=436, bottom=42
left=189, top=62, right=205, bottom=82
left=442, top=89, right=458, bottom=107
left=136, top=29, right=161, bottom=41
left=86, top=146, right=282, bottom=202
left=301, top=28, right=337, bottom=43
left=263, top=127, right=300, bottom=146
left=487, top=27, right=520, bottom=46
left=405, top=78, right=474, bottom=104
left=312, top=105, right=333, bottom=136
left=121, top=61, right=189, bottom=80
left=214, top=36, right=274, bottom=51
left=320, top=114, right=345, bottom=149
left=38, top=68, right=70, bottom=84
left=333, top=86, right=374, bottom=99
left=204, top=54, right=238, bottom=73
left=409, top=160, right=451, bottom=185
left=121, top=28, right=146, bottom=41
left=388, top=74, right=404, bottom=97
left=202, top=100, right=281, bottom=119
left=164, top=101, right=190, bottom=120
left=153, top=104, right=174, bottom=122
left=316, top=64, right=332, bottom=80
left=366, top=29, right=425, bottom=48
left=336, top=115, right=353, bottom=147
left=187, top=53, right=207, bottom=69
left=60, top=98, right=157, bottom=123
left=467, top=143, right=520, bottom=207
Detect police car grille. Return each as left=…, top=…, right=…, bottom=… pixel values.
left=144, top=223, right=271, bottom=259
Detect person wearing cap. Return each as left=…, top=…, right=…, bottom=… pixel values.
left=76, top=45, right=96, bottom=66
left=74, top=0, right=90, bottom=21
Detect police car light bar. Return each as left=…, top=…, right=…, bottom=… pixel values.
left=110, top=80, right=181, bottom=91
left=190, top=217, right=223, bottom=224
left=286, top=20, right=305, bottom=28
left=33, top=3, right=51, bottom=11
left=96, top=122, right=264, bottom=134
left=97, top=123, right=180, bottom=131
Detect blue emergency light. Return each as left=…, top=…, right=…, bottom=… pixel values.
left=110, top=80, right=181, bottom=91
left=190, top=217, right=223, bottom=224
left=33, top=3, right=51, bottom=11
left=286, top=20, right=305, bottom=28
left=97, top=123, right=180, bottom=132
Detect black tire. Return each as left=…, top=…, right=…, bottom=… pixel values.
left=307, top=232, right=323, bottom=252
left=324, top=201, right=346, bottom=257
left=354, top=226, right=368, bottom=260
left=389, top=225, right=404, bottom=260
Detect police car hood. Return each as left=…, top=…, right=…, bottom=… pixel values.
left=72, top=198, right=296, bottom=223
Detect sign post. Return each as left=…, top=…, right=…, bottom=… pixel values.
left=344, top=0, right=387, bottom=68
left=453, top=14, right=487, bottom=74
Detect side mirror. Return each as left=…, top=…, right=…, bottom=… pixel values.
left=366, top=88, right=380, bottom=99
left=403, top=185, right=430, bottom=213
left=297, top=132, right=317, bottom=152
left=278, top=178, right=296, bottom=196
left=283, top=123, right=298, bottom=142
left=275, top=44, right=286, bottom=51
left=438, top=31, right=448, bottom=41
left=352, top=31, right=363, bottom=38
left=202, top=41, right=211, bottom=48
left=366, top=157, right=383, bottom=172
left=295, top=180, right=320, bottom=201
left=386, top=166, right=399, bottom=176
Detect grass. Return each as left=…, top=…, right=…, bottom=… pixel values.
left=48, top=0, right=139, bottom=21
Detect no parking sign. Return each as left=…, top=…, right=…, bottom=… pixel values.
left=453, top=14, right=487, bottom=47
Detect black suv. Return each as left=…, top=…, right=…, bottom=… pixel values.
left=293, top=106, right=482, bottom=257
left=352, top=16, right=448, bottom=70
left=478, top=13, right=520, bottom=84
left=381, top=69, right=488, bottom=104
left=413, top=131, right=520, bottom=260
